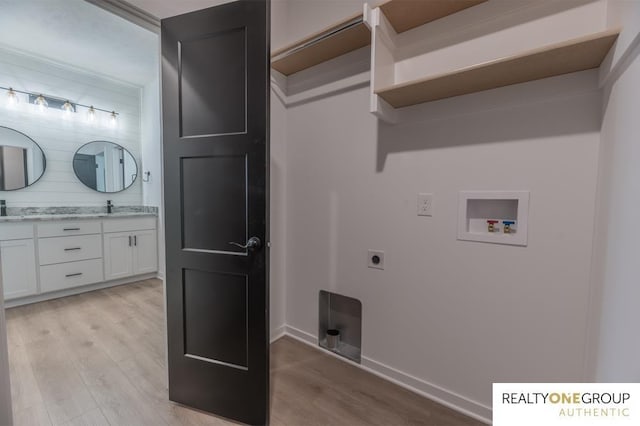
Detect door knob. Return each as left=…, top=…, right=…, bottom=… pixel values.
left=228, top=237, right=262, bottom=251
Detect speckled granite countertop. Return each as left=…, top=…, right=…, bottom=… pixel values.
left=0, top=206, right=158, bottom=222
left=0, top=212, right=157, bottom=222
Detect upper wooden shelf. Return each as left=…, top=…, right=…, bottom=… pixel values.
left=376, top=29, right=620, bottom=108
left=271, top=13, right=371, bottom=76
left=271, top=0, right=489, bottom=76
left=379, top=0, right=488, bottom=34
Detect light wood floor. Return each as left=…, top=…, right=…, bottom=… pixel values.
left=6, top=279, right=481, bottom=426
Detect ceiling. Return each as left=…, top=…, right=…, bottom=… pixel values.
left=121, top=0, right=234, bottom=20
left=0, top=0, right=159, bottom=86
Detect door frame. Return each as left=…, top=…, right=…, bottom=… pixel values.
left=0, top=258, right=14, bottom=425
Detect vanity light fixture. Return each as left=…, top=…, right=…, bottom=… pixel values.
left=62, top=100, right=75, bottom=119
left=0, top=85, right=118, bottom=124
left=109, top=111, right=117, bottom=126
left=87, top=106, right=96, bottom=122
left=62, top=100, right=74, bottom=112
left=34, top=94, right=48, bottom=111
left=6, top=88, right=18, bottom=107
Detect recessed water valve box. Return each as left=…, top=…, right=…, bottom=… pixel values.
left=457, top=191, right=530, bottom=246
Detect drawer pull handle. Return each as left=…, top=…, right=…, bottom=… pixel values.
left=64, top=247, right=82, bottom=251
left=65, top=273, right=83, bottom=278
left=63, top=228, right=81, bottom=231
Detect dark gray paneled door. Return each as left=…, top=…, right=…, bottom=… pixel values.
left=161, top=1, right=270, bottom=424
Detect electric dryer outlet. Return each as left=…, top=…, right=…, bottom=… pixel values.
left=368, top=250, right=385, bottom=270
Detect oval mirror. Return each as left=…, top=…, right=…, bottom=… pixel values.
left=0, top=126, right=46, bottom=191
left=73, top=141, right=137, bottom=193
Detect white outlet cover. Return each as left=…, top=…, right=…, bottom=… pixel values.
left=417, top=193, right=433, bottom=216
left=368, top=250, right=384, bottom=270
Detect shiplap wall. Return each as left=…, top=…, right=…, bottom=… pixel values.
left=0, top=47, right=143, bottom=207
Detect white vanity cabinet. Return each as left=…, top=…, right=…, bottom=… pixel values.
left=103, top=217, right=158, bottom=281
left=1, top=214, right=158, bottom=305
left=0, top=223, right=38, bottom=300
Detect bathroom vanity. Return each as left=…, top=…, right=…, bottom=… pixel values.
left=0, top=212, right=158, bottom=307
left=0, top=124, right=159, bottom=307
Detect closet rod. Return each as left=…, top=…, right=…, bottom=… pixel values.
left=271, top=15, right=364, bottom=61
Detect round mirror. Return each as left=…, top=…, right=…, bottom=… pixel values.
left=0, top=126, right=46, bottom=191
left=73, top=141, right=137, bottom=193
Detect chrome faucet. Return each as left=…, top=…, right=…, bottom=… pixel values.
left=107, top=200, right=114, bottom=214
left=0, top=200, right=6, bottom=217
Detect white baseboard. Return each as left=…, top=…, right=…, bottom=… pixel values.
left=270, top=324, right=286, bottom=343
left=281, top=325, right=492, bottom=425
left=5, top=273, right=158, bottom=308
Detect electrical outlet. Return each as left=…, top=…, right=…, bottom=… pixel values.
left=417, top=193, right=433, bottom=216
left=368, top=250, right=384, bottom=270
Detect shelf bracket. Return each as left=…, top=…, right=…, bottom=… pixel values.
left=369, top=5, right=398, bottom=123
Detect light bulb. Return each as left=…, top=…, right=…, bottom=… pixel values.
left=62, top=100, right=74, bottom=118
left=34, top=94, right=48, bottom=112
left=87, top=106, right=96, bottom=122
left=109, top=111, right=117, bottom=127
left=6, top=88, right=18, bottom=107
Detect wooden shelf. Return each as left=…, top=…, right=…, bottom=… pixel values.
left=380, top=0, right=488, bottom=34
left=271, top=13, right=371, bottom=76
left=271, top=1, right=488, bottom=76
left=376, top=29, right=620, bottom=108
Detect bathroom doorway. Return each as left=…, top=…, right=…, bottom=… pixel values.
left=0, top=0, right=166, bottom=424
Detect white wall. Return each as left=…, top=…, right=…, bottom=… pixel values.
left=141, top=76, right=162, bottom=208
left=592, top=0, right=640, bottom=382
left=282, top=0, right=369, bottom=50
left=0, top=47, right=143, bottom=208
left=277, top=1, right=608, bottom=421
left=123, top=0, right=235, bottom=20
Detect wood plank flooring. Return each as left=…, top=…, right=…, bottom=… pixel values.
left=6, top=279, right=482, bottom=426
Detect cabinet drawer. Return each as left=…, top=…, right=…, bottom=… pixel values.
left=37, top=221, right=101, bottom=238
left=38, top=234, right=103, bottom=266
left=103, top=217, right=156, bottom=233
left=40, top=259, right=104, bottom=293
left=0, top=222, right=34, bottom=241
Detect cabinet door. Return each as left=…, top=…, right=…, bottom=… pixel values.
left=1, top=239, right=38, bottom=300
left=133, top=230, right=158, bottom=275
left=103, top=232, right=134, bottom=280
